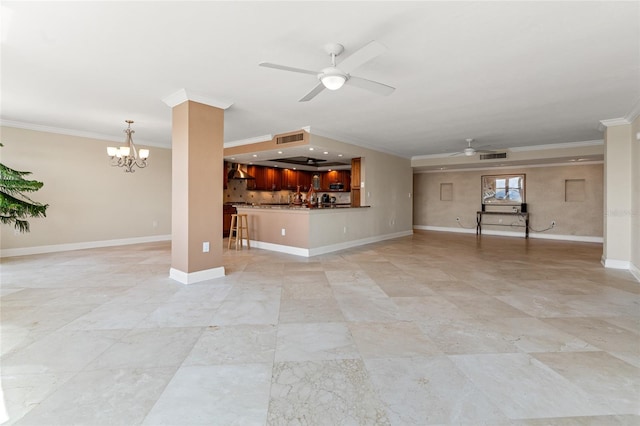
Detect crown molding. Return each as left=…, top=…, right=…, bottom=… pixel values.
left=597, top=98, right=640, bottom=131
left=162, top=88, right=233, bottom=109
left=224, top=134, right=273, bottom=148
left=509, top=139, right=603, bottom=152
left=625, top=98, right=640, bottom=123
left=411, top=139, right=603, bottom=160
left=416, top=160, right=603, bottom=174
left=0, top=119, right=165, bottom=148
left=411, top=152, right=455, bottom=160
left=599, top=117, right=630, bottom=131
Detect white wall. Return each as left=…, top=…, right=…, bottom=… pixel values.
left=602, top=123, right=634, bottom=267
left=631, top=115, right=640, bottom=279
left=0, top=126, right=172, bottom=256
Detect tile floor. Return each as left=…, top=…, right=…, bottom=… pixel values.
left=1, top=231, right=639, bottom=425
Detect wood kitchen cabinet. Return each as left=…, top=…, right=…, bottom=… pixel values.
left=223, top=204, right=236, bottom=237
left=320, top=170, right=350, bottom=191
left=223, top=161, right=229, bottom=189
left=297, top=170, right=312, bottom=192
left=351, top=158, right=361, bottom=207
left=258, top=167, right=281, bottom=191
left=245, top=165, right=258, bottom=190
left=281, top=169, right=297, bottom=190
left=246, top=165, right=282, bottom=191
left=236, top=165, right=350, bottom=193
left=281, top=169, right=312, bottom=191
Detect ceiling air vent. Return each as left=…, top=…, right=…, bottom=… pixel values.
left=480, top=152, right=507, bottom=160
left=276, top=132, right=305, bottom=144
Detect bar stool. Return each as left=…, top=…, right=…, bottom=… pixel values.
left=228, top=213, right=250, bottom=250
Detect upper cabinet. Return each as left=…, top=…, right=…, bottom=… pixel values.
left=282, top=169, right=312, bottom=192
left=320, top=170, right=350, bottom=192
left=247, top=165, right=282, bottom=191
left=237, top=165, right=350, bottom=192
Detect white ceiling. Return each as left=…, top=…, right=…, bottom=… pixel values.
left=1, top=1, right=638, bottom=158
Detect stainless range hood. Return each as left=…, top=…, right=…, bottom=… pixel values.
left=227, top=163, right=255, bottom=180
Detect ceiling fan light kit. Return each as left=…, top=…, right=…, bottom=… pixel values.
left=320, top=69, right=347, bottom=90
left=259, top=40, right=395, bottom=101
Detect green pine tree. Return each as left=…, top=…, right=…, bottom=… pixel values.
left=0, top=143, right=48, bottom=232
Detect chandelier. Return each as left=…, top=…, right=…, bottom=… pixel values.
left=107, top=120, right=149, bottom=173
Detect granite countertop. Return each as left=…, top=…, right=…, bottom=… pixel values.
left=233, top=203, right=366, bottom=210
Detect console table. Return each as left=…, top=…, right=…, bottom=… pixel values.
left=476, top=210, right=530, bottom=238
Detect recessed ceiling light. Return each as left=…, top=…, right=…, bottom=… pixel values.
left=293, top=167, right=297, bottom=170
left=277, top=151, right=283, bottom=154
left=309, top=147, right=314, bottom=151
left=323, top=151, right=329, bottom=155
left=252, top=154, right=258, bottom=158
left=338, top=154, right=343, bottom=157
left=231, top=157, right=235, bottom=160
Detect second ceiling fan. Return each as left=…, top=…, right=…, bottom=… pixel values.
left=451, top=139, right=497, bottom=157
left=259, top=41, right=395, bottom=102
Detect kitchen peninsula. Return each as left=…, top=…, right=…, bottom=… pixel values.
left=234, top=203, right=376, bottom=257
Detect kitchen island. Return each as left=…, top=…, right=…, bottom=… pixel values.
left=234, top=204, right=411, bottom=257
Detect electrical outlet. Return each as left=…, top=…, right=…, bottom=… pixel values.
left=281, top=228, right=286, bottom=236
left=343, top=226, right=347, bottom=234
left=202, top=242, right=210, bottom=253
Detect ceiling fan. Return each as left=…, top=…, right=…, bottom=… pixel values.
left=259, top=41, right=395, bottom=102
left=451, top=139, right=496, bottom=157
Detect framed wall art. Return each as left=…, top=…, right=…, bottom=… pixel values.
left=481, top=174, right=525, bottom=206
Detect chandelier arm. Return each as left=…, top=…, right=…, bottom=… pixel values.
left=107, top=121, right=149, bottom=173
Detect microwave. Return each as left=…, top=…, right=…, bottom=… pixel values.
left=329, top=183, right=344, bottom=190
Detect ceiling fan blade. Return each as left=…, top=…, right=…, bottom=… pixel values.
left=347, top=76, right=395, bottom=96
left=338, top=40, right=387, bottom=73
left=299, top=81, right=325, bottom=102
left=259, top=62, right=318, bottom=76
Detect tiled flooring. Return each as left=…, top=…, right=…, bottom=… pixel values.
left=1, top=231, right=639, bottom=425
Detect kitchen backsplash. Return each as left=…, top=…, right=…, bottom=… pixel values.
left=224, top=180, right=351, bottom=204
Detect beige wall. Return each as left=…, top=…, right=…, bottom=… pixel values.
left=631, top=115, right=640, bottom=277
left=309, top=134, right=414, bottom=234
left=236, top=207, right=310, bottom=249
left=413, top=163, right=603, bottom=238
left=0, top=126, right=171, bottom=254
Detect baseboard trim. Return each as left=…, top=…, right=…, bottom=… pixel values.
left=169, top=266, right=226, bottom=284
left=249, top=241, right=310, bottom=257
left=248, top=230, right=414, bottom=258
left=413, top=226, right=603, bottom=243
left=601, top=256, right=631, bottom=270
left=309, top=230, right=414, bottom=257
left=630, top=263, right=640, bottom=282
left=0, top=234, right=172, bottom=258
